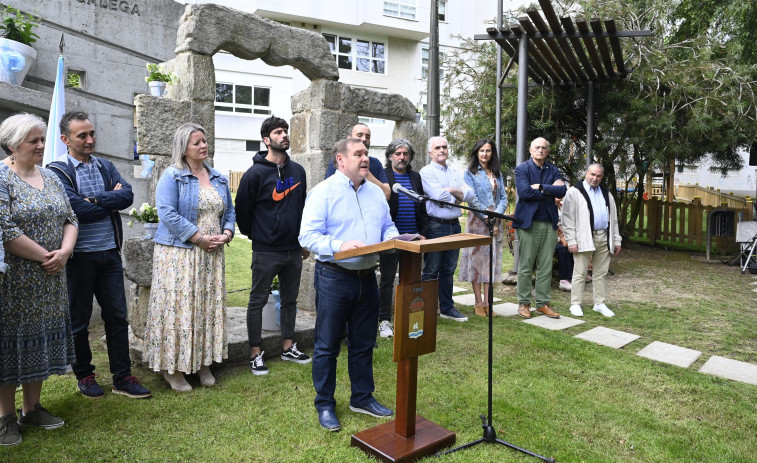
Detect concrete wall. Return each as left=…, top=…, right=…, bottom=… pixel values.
left=4, top=0, right=185, bottom=238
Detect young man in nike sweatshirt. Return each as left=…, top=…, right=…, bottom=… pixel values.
left=235, top=116, right=311, bottom=375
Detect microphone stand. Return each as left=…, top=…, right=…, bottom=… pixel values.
left=396, top=190, right=554, bottom=462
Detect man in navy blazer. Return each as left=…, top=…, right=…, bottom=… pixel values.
left=377, top=138, right=427, bottom=338
left=513, top=137, right=566, bottom=319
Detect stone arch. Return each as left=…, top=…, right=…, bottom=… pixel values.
left=130, top=2, right=428, bottom=334
left=136, top=3, right=426, bottom=186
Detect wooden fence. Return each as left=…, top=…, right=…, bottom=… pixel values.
left=229, top=171, right=244, bottom=192
left=630, top=197, right=754, bottom=252
left=675, top=184, right=747, bottom=208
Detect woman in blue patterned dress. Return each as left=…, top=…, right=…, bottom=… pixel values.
left=0, top=113, right=78, bottom=446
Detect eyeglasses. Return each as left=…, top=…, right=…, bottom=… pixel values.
left=532, top=146, right=549, bottom=151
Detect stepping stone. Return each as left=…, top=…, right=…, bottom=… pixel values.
left=636, top=341, right=702, bottom=368
left=575, top=326, right=640, bottom=349
left=699, top=356, right=757, bottom=386
left=452, top=285, right=468, bottom=294
left=523, top=315, right=585, bottom=330
left=492, top=302, right=520, bottom=317
left=452, top=293, right=502, bottom=306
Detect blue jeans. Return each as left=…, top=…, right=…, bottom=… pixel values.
left=378, top=251, right=400, bottom=323
left=312, top=262, right=379, bottom=411
left=66, top=249, right=132, bottom=382
left=422, top=219, right=461, bottom=313
left=247, top=250, right=302, bottom=347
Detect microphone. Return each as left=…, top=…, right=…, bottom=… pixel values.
left=392, top=183, right=428, bottom=203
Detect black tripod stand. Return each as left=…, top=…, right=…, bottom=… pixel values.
left=423, top=196, right=554, bottom=462
left=392, top=185, right=554, bottom=461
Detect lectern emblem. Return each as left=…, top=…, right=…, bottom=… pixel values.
left=408, top=297, right=424, bottom=339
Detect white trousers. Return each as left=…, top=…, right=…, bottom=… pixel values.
left=570, top=231, right=612, bottom=306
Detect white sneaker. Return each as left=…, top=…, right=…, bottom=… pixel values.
left=559, top=280, right=572, bottom=291
left=569, top=305, right=583, bottom=317
left=379, top=320, right=393, bottom=338
left=593, top=304, right=615, bottom=317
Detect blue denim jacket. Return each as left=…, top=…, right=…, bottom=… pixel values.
left=463, top=167, right=508, bottom=220
left=153, top=164, right=235, bottom=248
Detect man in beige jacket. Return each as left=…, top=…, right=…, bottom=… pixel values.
left=562, top=164, right=622, bottom=317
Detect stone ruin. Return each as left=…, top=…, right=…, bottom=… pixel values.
left=124, top=3, right=427, bottom=354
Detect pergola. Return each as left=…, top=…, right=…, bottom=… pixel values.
left=475, top=0, right=651, bottom=168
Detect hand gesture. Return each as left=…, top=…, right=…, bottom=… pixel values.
left=41, top=248, right=72, bottom=275
left=340, top=241, right=366, bottom=251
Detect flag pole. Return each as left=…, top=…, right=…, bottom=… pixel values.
left=43, top=34, right=66, bottom=167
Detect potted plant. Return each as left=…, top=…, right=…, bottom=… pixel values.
left=127, top=202, right=159, bottom=238
left=145, top=63, right=175, bottom=97
left=0, top=5, right=40, bottom=85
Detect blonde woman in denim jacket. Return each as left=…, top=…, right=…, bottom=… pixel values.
left=459, top=139, right=508, bottom=317
left=143, top=123, right=235, bottom=392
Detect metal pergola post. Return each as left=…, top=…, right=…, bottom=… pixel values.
left=586, top=81, right=594, bottom=168
left=427, top=0, right=440, bottom=138
left=515, top=32, right=529, bottom=167
left=495, top=0, right=503, bottom=159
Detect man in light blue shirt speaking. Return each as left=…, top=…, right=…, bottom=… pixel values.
left=299, top=138, right=399, bottom=432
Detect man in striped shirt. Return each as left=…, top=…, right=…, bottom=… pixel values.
left=377, top=139, right=428, bottom=338
left=50, top=111, right=151, bottom=399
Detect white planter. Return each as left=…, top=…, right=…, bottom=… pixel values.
left=262, top=291, right=281, bottom=332
left=0, top=39, right=36, bottom=85
left=143, top=222, right=158, bottom=239
left=148, top=81, right=166, bottom=97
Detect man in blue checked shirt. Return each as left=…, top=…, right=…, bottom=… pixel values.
left=299, top=138, right=399, bottom=432
left=49, top=111, right=151, bottom=400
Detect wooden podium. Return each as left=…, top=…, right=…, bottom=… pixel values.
left=336, top=233, right=491, bottom=463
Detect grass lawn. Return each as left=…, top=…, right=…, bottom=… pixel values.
left=6, top=228, right=757, bottom=461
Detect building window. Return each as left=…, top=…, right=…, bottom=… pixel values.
left=384, top=0, right=416, bottom=20
left=438, top=1, right=446, bottom=22
left=323, top=34, right=385, bottom=74
left=215, top=83, right=271, bottom=115
left=421, top=47, right=445, bottom=79
left=246, top=140, right=261, bottom=152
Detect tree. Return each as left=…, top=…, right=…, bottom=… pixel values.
left=441, top=0, right=757, bottom=238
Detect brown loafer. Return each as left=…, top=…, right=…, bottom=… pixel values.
left=536, top=304, right=560, bottom=318
left=517, top=304, right=532, bottom=319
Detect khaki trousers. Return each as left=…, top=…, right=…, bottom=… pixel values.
left=570, top=231, right=611, bottom=306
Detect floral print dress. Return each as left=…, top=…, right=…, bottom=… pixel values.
left=459, top=175, right=504, bottom=284
left=143, top=187, right=227, bottom=374
left=0, top=164, right=77, bottom=386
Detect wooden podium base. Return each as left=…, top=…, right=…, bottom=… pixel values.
left=351, top=416, right=456, bottom=463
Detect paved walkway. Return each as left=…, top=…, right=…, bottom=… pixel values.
left=450, top=281, right=757, bottom=387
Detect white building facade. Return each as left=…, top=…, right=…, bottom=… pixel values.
left=184, top=0, right=498, bottom=175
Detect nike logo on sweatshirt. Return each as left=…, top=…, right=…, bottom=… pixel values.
left=272, top=182, right=301, bottom=201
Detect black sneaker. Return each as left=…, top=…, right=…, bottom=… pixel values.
left=250, top=352, right=269, bottom=375
left=77, top=374, right=105, bottom=399
left=112, top=376, right=152, bottom=399
left=0, top=413, right=21, bottom=446
left=17, top=404, right=64, bottom=430
left=281, top=343, right=312, bottom=364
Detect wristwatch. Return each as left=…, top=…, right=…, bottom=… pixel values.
left=539, top=184, right=543, bottom=192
